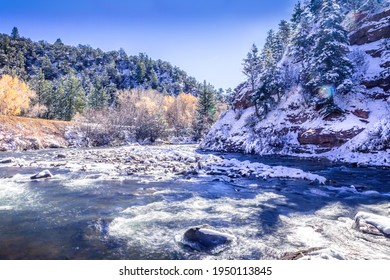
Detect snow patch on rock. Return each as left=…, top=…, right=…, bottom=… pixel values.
left=354, top=211, right=390, bottom=236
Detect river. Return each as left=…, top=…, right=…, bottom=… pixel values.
left=0, top=145, right=389, bottom=259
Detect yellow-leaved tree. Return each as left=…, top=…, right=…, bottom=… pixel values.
left=175, top=93, right=197, bottom=136
left=0, top=74, right=35, bottom=116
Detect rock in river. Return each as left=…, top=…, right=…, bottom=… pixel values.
left=179, top=225, right=236, bottom=252
left=353, top=211, right=390, bottom=237
left=0, top=158, right=13, bottom=164
left=30, top=169, right=53, bottom=180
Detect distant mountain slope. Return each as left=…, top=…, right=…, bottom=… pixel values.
left=201, top=1, right=390, bottom=167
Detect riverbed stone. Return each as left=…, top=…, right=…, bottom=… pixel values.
left=281, top=247, right=324, bottom=260
left=0, top=158, right=13, bottom=164
left=181, top=225, right=236, bottom=252
left=30, top=169, right=53, bottom=180
left=353, top=212, right=390, bottom=237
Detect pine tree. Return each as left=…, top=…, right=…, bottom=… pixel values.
left=59, top=71, right=86, bottom=120
left=305, top=0, right=353, bottom=95
left=50, top=82, right=64, bottom=119
left=150, top=68, right=159, bottom=89
left=136, top=60, right=146, bottom=84
left=194, top=81, right=216, bottom=139
left=29, top=69, right=54, bottom=117
left=291, top=1, right=304, bottom=26
left=253, top=47, right=277, bottom=116
left=11, top=27, right=20, bottom=39
left=41, top=55, right=55, bottom=80
left=263, top=30, right=276, bottom=56
left=54, top=38, right=63, bottom=46
left=86, top=82, right=109, bottom=109
left=85, top=76, right=109, bottom=109
left=277, top=20, right=291, bottom=51
left=291, top=7, right=314, bottom=65
left=242, top=44, right=261, bottom=91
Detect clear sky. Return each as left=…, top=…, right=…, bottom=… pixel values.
left=0, top=0, right=298, bottom=90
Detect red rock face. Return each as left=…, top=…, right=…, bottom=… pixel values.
left=350, top=9, right=390, bottom=93
left=298, top=128, right=364, bottom=147
left=362, top=76, right=390, bottom=91
left=349, top=9, right=390, bottom=45
left=352, top=109, right=370, bottom=119
left=232, top=83, right=254, bottom=110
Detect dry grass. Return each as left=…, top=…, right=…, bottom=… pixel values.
left=0, top=115, right=72, bottom=151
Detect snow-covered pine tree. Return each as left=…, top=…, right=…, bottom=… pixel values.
left=305, top=0, right=353, bottom=96
left=305, top=0, right=353, bottom=117
left=275, top=20, right=291, bottom=60
left=253, top=45, right=277, bottom=117
left=242, top=44, right=261, bottom=92
left=291, top=1, right=304, bottom=27
left=291, top=7, right=314, bottom=66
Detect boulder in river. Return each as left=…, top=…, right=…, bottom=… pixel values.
left=30, top=170, right=53, bottom=180
left=353, top=212, right=390, bottom=237
left=0, top=158, right=13, bottom=164
left=179, top=225, right=236, bottom=252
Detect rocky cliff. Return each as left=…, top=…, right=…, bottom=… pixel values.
left=200, top=8, right=390, bottom=167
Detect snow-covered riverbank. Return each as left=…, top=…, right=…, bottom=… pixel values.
left=0, top=144, right=326, bottom=184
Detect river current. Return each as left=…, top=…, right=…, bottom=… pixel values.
left=0, top=145, right=389, bottom=259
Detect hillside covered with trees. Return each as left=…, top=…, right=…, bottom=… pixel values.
left=0, top=29, right=220, bottom=120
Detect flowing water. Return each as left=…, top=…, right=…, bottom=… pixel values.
left=0, top=146, right=389, bottom=259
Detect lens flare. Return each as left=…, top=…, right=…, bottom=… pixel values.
left=318, top=85, right=335, bottom=99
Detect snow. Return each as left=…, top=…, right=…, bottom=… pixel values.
left=365, top=55, right=384, bottom=79
left=355, top=211, right=390, bottom=235
left=352, top=40, right=383, bottom=53
left=299, top=248, right=346, bottom=260
left=202, top=157, right=327, bottom=184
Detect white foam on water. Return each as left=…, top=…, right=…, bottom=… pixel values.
left=61, top=173, right=126, bottom=191
left=62, top=178, right=105, bottom=190
left=0, top=178, right=40, bottom=210
left=108, top=193, right=299, bottom=259
left=307, top=188, right=331, bottom=197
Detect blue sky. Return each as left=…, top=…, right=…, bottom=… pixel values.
left=0, top=0, right=297, bottom=90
